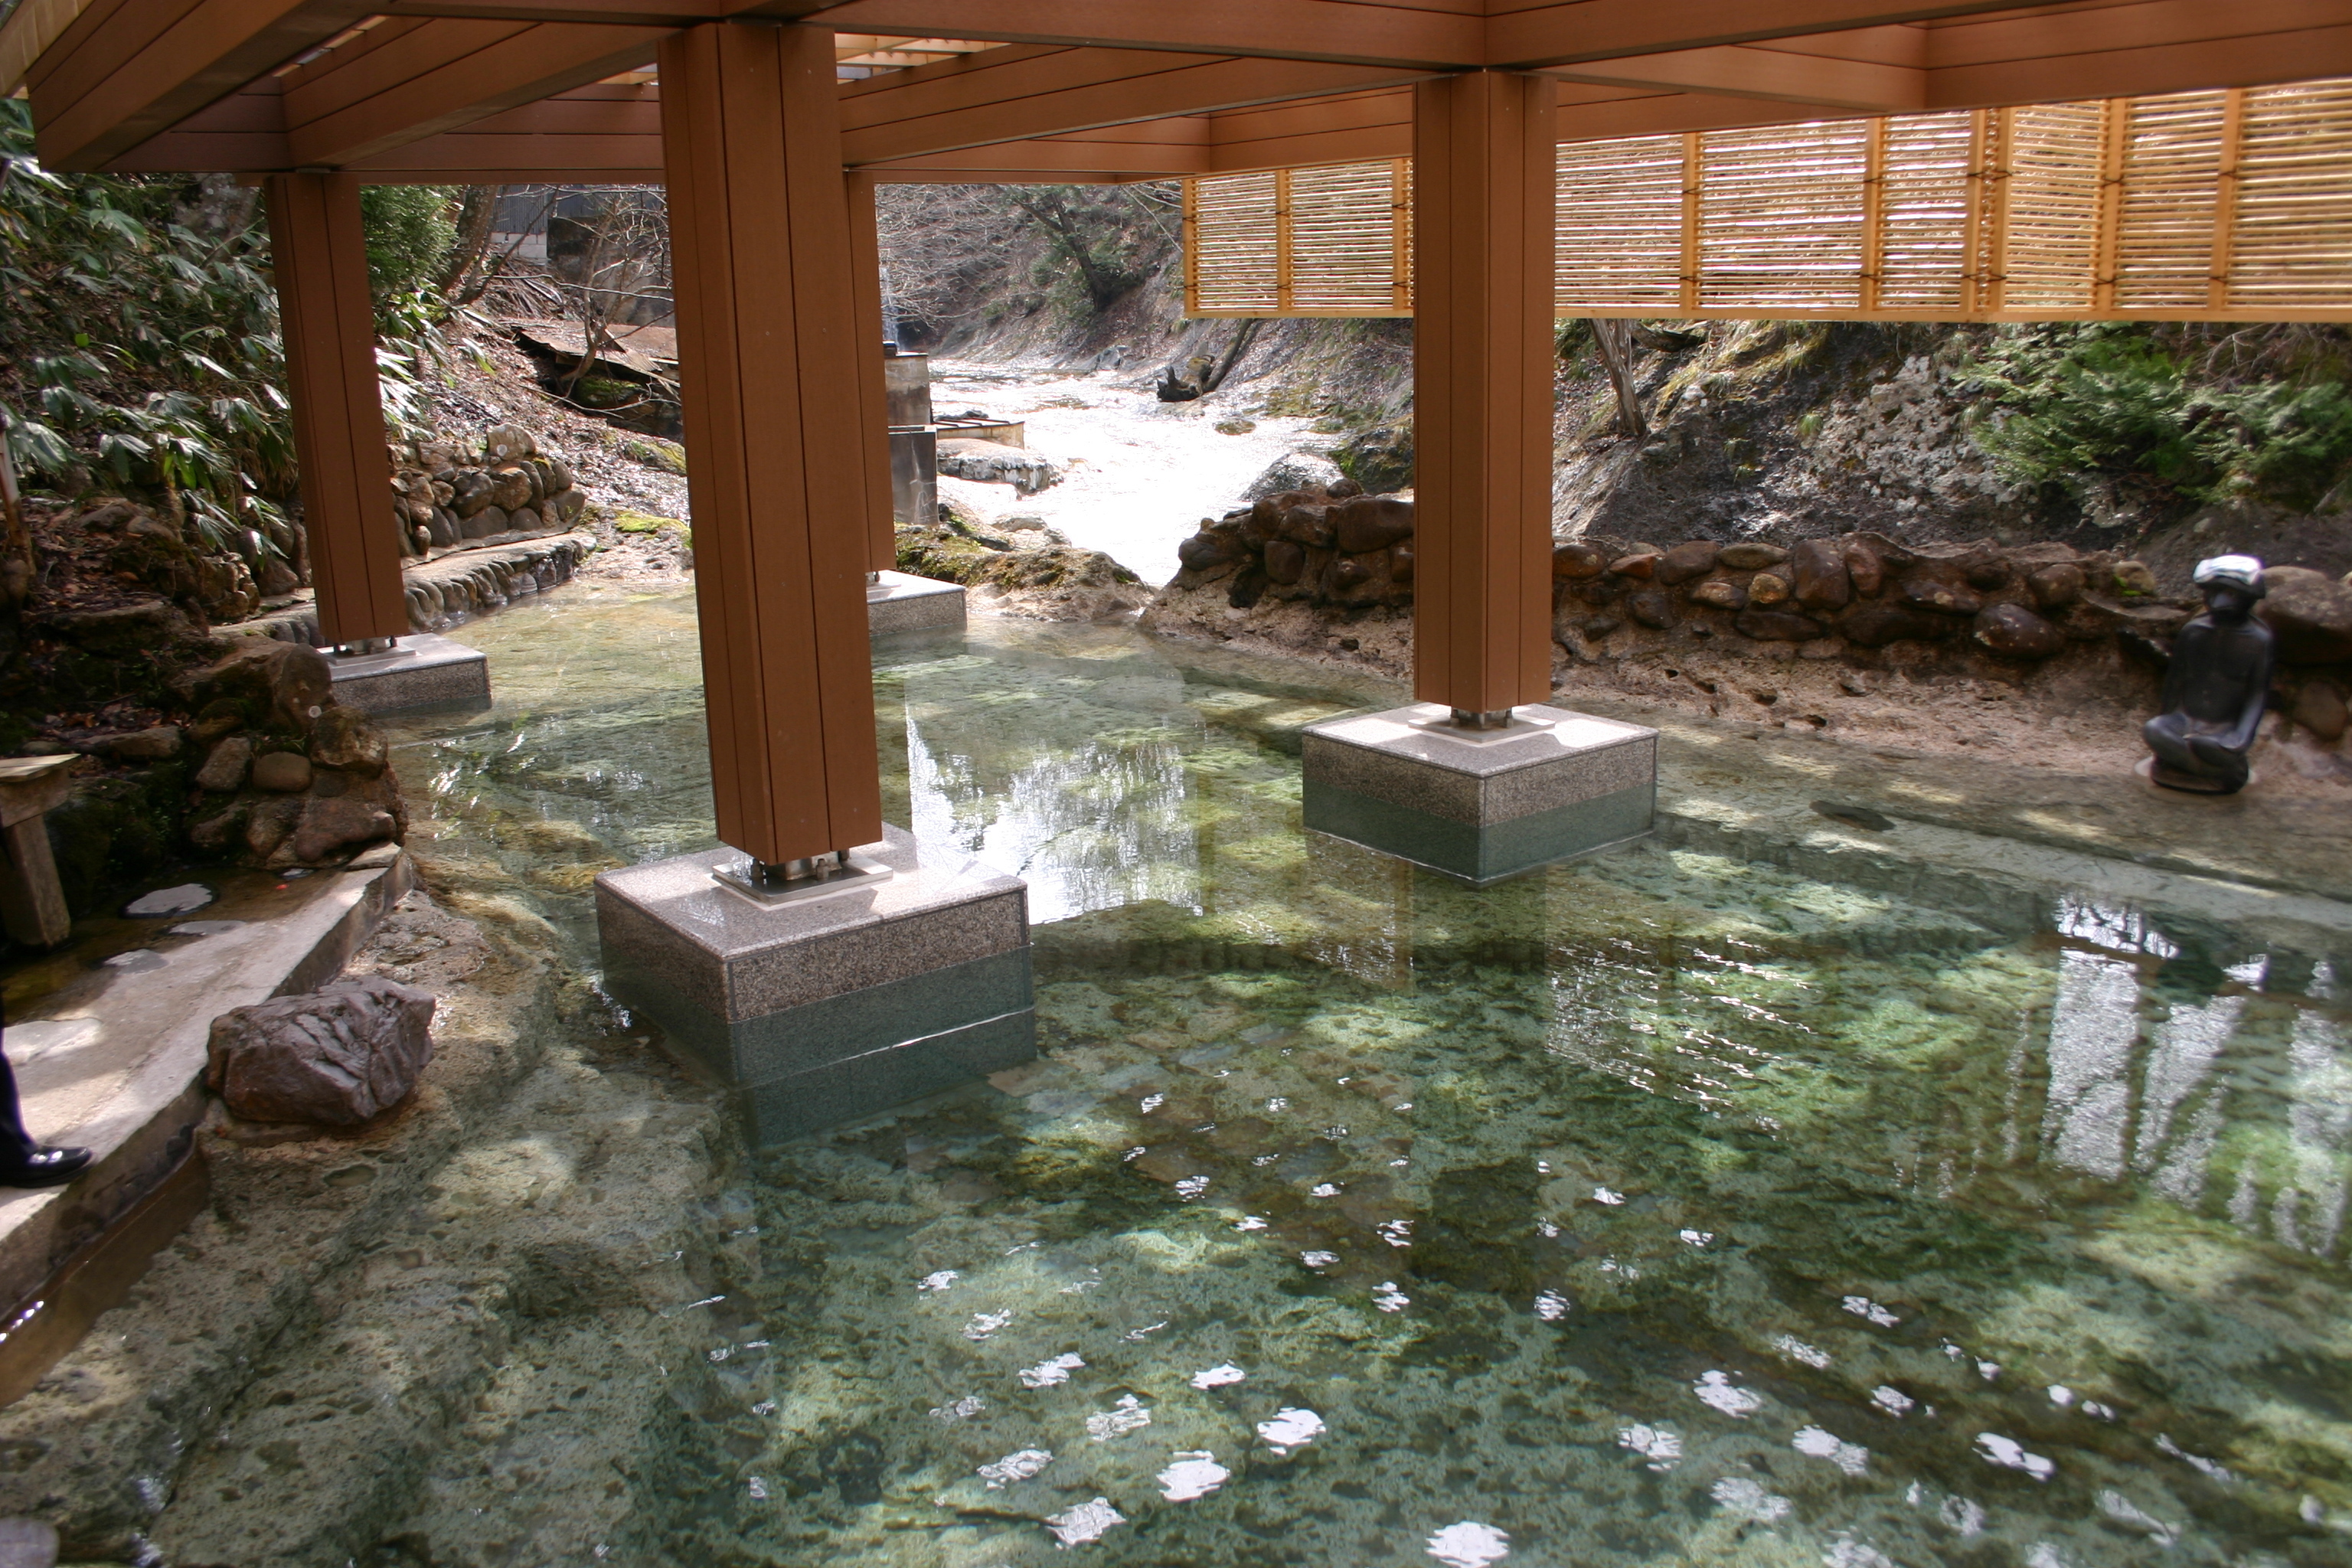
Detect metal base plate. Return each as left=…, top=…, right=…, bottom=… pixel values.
left=711, top=851, right=895, bottom=906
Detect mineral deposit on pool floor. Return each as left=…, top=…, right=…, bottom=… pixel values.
left=134, top=586, right=2352, bottom=1566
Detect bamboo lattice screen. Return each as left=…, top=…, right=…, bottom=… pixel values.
left=1184, top=79, right=2352, bottom=320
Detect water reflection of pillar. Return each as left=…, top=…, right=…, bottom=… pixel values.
left=2284, top=989, right=2350, bottom=1259
left=2133, top=978, right=2250, bottom=1206
left=1298, top=831, right=1416, bottom=990
left=2042, top=947, right=2145, bottom=1180
left=264, top=172, right=410, bottom=647
left=658, top=22, right=881, bottom=864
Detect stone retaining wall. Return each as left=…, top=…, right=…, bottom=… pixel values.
left=1158, top=488, right=2352, bottom=766
left=237, top=533, right=595, bottom=646
left=389, top=422, right=588, bottom=558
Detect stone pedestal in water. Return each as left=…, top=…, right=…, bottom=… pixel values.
left=869, top=570, right=965, bottom=635
left=327, top=632, right=490, bottom=715
left=1302, top=704, right=1658, bottom=884
left=596, top=826, right=1034, bottom=1142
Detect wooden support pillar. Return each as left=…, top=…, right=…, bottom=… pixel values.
left=844, top=172, right=899, bottom=573
left=660, top=21, right=883, bottom=864
left=265, top=172, right=410, bottom=647
left=1410, top=71, right=1556, bottom=718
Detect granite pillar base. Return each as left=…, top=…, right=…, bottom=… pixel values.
left=327, top=632, right=490, bottom=714
left=1302, top=702, right=1658, bottom=885
left=596, top=825, right=1032, bottom=1142
left=868, top=570, right=966, bottom=635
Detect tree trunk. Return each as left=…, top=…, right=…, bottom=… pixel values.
left=1589, top=318, right=1648, bottom=438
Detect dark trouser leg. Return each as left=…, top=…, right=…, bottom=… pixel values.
left=0, top=1047, right=41, bottom=1165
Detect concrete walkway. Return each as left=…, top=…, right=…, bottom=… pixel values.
left=0, top=852, right=412, bottom=1316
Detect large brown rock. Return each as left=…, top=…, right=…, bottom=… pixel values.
left=2259, top=566, right=2352, bottom=663
left=1689, top=577, right=1748, bottom=610
left=1276, top=504, right=1335, bottom=549
left=1841, top=604, right=1958, bottom=647
left=1333, top=495, right=1414, bottom=554
left=1844, top=537, right=1889, bottom=596
left=207, top=978, right=435, bottom=1127
left=1718, top=542, right=1789, bottom=571
left=1551, top=542, right=1607, bottom=579
left=194, top=736, right=253, bottom=792
left=449, top=471, right=494, bottom=518
left=195, top=639, right=332, bottom=730
left=309, top=705, right=388, bottom=776
left=251, top=750, right=313, bottom=792
left=1735, top=609, right=1826, bottom=642
left=1900, top=577, right=1984, bottom=616
left=1263, top=539, right=1306, bottom=585
left=2293, top=679, right=2347, bottom=741
left=2027, top=562, right=2085, bottom=609
left=289, top=795, right=397, bottom=863
left=1625, top=589, right=1676, bottom=629
left=90, top=725, right=182, bottom=761
left=1973, top=603, right=2066, bottom=660
left=1176, top=531, right=1242, bottom=573
left=1789, top=538, right=1851, bottom=611
left=1656, top=541, right=1720, bottom=585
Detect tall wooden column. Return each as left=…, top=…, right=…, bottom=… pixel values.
left=265, top=172, right=409, bottom=647
left=844, top=172, right=899, bottom=573
left=660, top=21, right=884, bottom=864
left=1410, top=72, right=1557, bottom=716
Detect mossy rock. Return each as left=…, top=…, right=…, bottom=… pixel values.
left=619, top=436, right=688, bottom=474
left=613, top=511, right=688, bottom=550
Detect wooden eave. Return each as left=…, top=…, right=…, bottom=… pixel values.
left=11, top=0, right=2352, bottom=183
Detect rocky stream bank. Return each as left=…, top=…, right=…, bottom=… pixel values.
left=1150, top=475, right=2352, bottom=795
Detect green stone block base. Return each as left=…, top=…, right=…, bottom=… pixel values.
left=1304, top=777, right=1656, bottom=884
left=596, top=829, right=1034, bottom=1144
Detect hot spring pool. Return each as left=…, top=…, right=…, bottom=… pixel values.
left=377, top=583, right=2350, bottom=1567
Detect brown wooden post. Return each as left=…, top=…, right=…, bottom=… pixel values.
left=660, top=21, right=883, bottom=866
left=1410, top=70, right=1556, bottom=720
left=844, top=171, right=899, bottom=573
left=265, top=171, right=409, bottom=647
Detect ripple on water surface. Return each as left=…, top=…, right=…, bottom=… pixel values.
left=386, top=587, right=2352, bottom=1566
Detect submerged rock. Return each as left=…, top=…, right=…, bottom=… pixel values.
left=206, top=977, right=436, bottom=1126
left=1243, top=451, right=1344, bottom=501
left=937, top=438, right=1063, bottom=495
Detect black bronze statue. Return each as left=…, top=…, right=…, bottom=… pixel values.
left=2143, top=554, right=2275, bottom=795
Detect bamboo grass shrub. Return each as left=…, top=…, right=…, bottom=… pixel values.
left=0, top=101, right=453, bottom=570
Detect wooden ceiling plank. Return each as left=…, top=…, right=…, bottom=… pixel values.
left=842, top=52, right=1441, bottom=163
left=283, top=18, right=675, bottom=165
left=790, top=0, right=1486, bottom=69
left=1546, top=44, right=1927, bottom=112
left=1923, top=0, right=2345, bottom=68
left=839, top=44, right=1205, bottom=129
left=1485, top=0, right=2077, bottom=70
left=32, top=0, right=375, bottom=170
left=1926, top=24, right=2352, bottom=106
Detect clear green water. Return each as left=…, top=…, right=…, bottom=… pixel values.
left=391, top=585, right=2351, bottom=1568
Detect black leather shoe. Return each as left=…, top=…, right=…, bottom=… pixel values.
left=0, top=1147, right=91, bottom=1187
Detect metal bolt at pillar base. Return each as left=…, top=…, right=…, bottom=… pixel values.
left=1450, top=708, right=1516, bottom=731
left=712, top=846, right=894, bottom=905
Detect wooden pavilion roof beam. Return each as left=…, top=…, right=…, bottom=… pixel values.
left=836, top=41, right=1443, bottom=165
left=21, top=0, right=376, bottom=170
left=273, top=15, right=672, bottom=165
